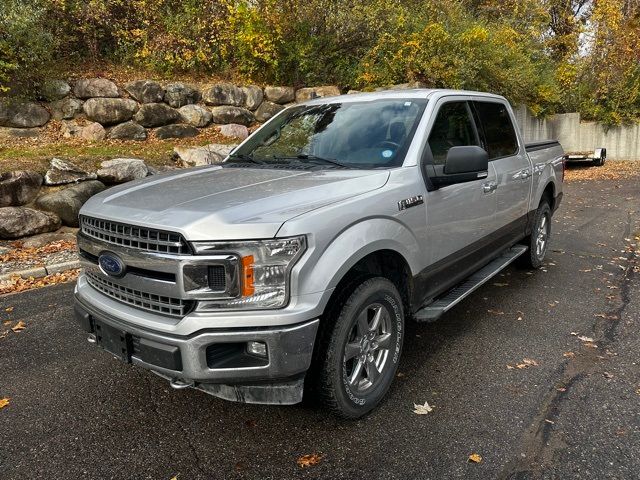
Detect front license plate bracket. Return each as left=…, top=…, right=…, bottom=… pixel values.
left=95, top=321, right=132, bottom=362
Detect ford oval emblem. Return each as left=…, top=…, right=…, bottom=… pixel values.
left=98, top=252, right=126, bottom=278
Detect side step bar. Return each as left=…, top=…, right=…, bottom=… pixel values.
left=414, top=245, right=528, bottom=322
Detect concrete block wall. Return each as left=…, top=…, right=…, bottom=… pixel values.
left=514, top=106, right=640, bottom=160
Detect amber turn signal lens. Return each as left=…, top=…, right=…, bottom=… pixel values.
left=241, top=255, right=255, bottom=296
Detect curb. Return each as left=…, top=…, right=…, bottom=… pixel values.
left=0, top=260, right=80, bottom=282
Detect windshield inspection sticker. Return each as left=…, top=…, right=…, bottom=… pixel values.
left=382, top=149, right=393, bottom=158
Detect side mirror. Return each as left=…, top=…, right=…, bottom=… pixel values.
left=431, top=146, right=489, bottom=187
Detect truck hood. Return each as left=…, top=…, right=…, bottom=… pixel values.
left=80, top=166, right=390, bottom=240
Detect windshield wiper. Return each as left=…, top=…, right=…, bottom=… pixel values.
left=226, top=153, right=265, bottom=165
left=278, top=154, right=352, bottom=169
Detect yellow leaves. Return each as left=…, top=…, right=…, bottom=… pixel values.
left=0, top=398, right=9, bottom=410
left=11, top=321, right=25, bottom=333
left=413, top=401, right=434, bottom=414
left=468, top=453, right=482, bottom=463
left=508, top=358, right=539, bottom=369
left=5, top=307, right=14, bottom=313
left=296, top=453, right=323, bottom=468
left=0, top=269, right=80, bottom=295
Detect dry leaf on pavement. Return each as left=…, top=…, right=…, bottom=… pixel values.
left=11, top=321, right=26, bottom=333
left=297, top=453, right=324, bottom=468
left=468, top=453, right=483, bottom=463
left=413, top=401, right=434, bottom=414
left=0, top=398, right=9, bottom=409
left=5, top=307, right=13, bottom=313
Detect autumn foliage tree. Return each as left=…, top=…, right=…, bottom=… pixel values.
left=1, top=0, right=639, bottom=125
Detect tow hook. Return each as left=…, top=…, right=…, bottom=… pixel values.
left=169, top=378, right=195, bottom=390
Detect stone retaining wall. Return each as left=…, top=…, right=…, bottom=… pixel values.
left=0, top=78, right=342, bottom=141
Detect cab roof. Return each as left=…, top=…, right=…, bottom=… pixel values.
left=303, top=88, right=507, bottom=105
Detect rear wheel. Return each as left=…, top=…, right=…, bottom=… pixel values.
left=314, top=277, right=404, bottom=419
left=520, top=200, right=551, bottom=269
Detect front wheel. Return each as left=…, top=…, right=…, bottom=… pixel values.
left=519, top=200, right=551, bottom=269
left=314, top=277, right=404, bottom=419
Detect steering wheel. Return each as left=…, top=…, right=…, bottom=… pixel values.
left=374, top=140, right=400, bottom=149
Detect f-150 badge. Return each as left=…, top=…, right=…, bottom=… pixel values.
left=398, top=195, right=424, bottom=211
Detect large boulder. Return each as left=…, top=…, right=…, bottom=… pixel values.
left=35, top=181, right=105, bottom=227
left=210, top=106, right=254, bottom=126
left=44, top=158, right=97, bottom=185
left=219, top=123, right=249, bottom=140
left=80, top=122, right=106, bottom=141
left=254, top=101, right=285, bottom=123
left=97, top=158, right=148, bottom=183
left=49, top=98, right=83, bottom=120
left=125, top=80, right=165, bottom=104
left=0, top=127, right=40, bottom=139
left=203, top=83, right=245, bottom=106
left=242, top=85, right=264, bottom=110
left=61, top=121, right=83, bottom=139
left=83, top=98, right=138, bottom=125
left=264, top=86, right=295, bottom=104
left=164, top=83, right=200, bottom=108
left=133, top=103, right=181, bottom=128
left=295, top=85, right=341, bottom=103
left=107, top=121, right=147, bottom=141
left=173, top=144, right=237, bottom=167
left=178, top=104, right=213, bottom=127
left=0, top=101, right=50, bottom=128
left=0, top=171, right=43, bottom=207
left=73, top=78, right=119, bottom=99
left=40, top=80, right=71, bottom=101
left=0, top=207, right=61, bottom=239
left=155, top=124, right=199, bottom=139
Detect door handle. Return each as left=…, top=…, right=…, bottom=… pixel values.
left=513, top=169, right=531, bottom=180
left=482, top=181, right=498, bottom=194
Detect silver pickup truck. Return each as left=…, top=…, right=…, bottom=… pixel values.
left=74, top=89, right=564, bottom=418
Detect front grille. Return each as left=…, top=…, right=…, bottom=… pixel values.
left=80, top=216, right=189, bottom=255
left=86, top=272, right=194, bottom=317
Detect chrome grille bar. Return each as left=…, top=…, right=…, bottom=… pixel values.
left=80, top=216, right=189, bottom=254
left=86, top=272, right=193, bottom=317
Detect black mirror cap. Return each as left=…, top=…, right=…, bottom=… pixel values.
left=443, top=146, right=489, bottom=174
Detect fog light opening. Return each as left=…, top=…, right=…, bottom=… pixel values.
left=247, top=341, right=268, bottom=358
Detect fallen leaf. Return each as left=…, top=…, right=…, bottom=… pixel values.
left=413, top=401, right=434, bottom=414
left=492, top=282, right=509, bottom=287
left=516, top=358, right=539, bottom=369
left=603, top=372, right=614, bottom=379
left=468, top=453, right=482, bottom=463
left=0, top=398, right=9, bottom=409
left=563, top=352, right=575, bottom=358
left=11, top=321, right=26, bottom=333
left=2, top=320, right=11, bottom=326
left=297, top=453, right=324, bottom=468
left=594, top=313, right=607, bottom=318
left=487, top=309, right=504, bottom=315
left=577, top=335, right=595, bottom=343
left=245, top=419, right=257, bottom=428
left=544, top=419, right=555, bottom=424
left=5, top=307, right=13, bottom=313
left=169, top=475, right=179, bottom=480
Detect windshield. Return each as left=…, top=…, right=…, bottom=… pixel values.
left=228, top=99, right=428, bottom=169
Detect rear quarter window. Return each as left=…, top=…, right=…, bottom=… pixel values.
left=473, top=101, right=518, bottom=159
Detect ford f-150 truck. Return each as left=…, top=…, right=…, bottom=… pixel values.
left=74, top=89, right=564, bottom=418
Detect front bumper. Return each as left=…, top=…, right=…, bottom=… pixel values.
left=74, top=295, right=319, bottom=404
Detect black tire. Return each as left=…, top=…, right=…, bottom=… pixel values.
left=592, top=157, right=605, bottom=166
left=519, top=200, right=551, bottom=269
left=313, top=277, right=404, bottom=419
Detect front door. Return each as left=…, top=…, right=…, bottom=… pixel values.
left=418, top=99, right=498, bottom=301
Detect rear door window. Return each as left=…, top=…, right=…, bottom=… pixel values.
left=473, top=101, right=518, bottom=159
left=427, top=102, right=479, bottom=165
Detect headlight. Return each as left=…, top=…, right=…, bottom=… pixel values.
left=191, top=236, right=306, bottom=310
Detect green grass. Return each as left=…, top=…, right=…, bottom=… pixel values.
left=0, top=131, right=235, bottom=174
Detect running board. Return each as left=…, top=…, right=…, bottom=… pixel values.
left=414, top=245, right=527, bottom=322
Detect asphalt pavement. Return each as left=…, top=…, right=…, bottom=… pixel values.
left=1, top=174, right=638, bottom=479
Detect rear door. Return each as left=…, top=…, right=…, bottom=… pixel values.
left=418, top=98, right=498, bottom=300
left=472, top=100, right=531, bottom=239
